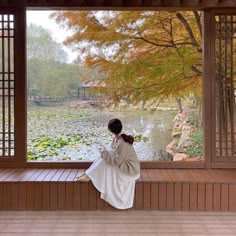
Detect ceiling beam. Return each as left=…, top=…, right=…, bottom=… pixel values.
left=1, top=0, right=236, bottom=10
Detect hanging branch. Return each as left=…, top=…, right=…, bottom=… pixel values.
left=193, top=11, right=202, bottom=37
left=176, top=12, right=202, bottom=53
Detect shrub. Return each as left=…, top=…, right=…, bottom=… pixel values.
left=186, top=128, right=203, bottom=157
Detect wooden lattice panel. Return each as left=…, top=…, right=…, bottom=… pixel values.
left=215, top=14, right=236, bottom=159
left=0, top=13, right=15, bottom=158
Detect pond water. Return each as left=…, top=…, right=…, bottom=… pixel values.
left=27, top=105, right=177, bottom=161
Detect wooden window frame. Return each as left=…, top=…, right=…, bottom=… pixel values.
left=2, top=1, right=236, bottom=169
left=209, top=9, right=236, bottom=169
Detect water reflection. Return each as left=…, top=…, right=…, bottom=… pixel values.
left=28, top=107, right=177, bottom=161
left=106, top=111, right=176, bottom=161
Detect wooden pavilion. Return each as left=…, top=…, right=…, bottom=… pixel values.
left=1, top=0, right=236, bottom=211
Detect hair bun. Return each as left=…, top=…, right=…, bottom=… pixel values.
left=121, top=134, right=134, bottom=144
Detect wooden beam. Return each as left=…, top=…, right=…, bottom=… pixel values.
left=0, top=0, right=25, bottom=8
left=0, top=0, right=234, bottom=9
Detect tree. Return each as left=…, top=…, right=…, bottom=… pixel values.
left=27, top=23, right=84, bottom=98
left=27, top=23, right=68, bottom=62
left=51, top=11, right=202, bottom=109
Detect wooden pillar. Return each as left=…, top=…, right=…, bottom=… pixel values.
left=15, top=3, right=27, bottom=162
left=202, top=10, right=215, bottom=169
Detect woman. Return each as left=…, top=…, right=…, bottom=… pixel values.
left=77, top=118, right=140, bottom=209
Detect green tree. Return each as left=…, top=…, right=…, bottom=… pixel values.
left=27, top=23, right=67, bottom=62
left=27, top=23, right=84, bottom=98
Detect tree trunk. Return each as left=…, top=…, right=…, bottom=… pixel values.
left=176, top=97, right=183, bottom=113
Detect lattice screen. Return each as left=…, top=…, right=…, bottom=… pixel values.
left=215, top=14, right=236, bottom=158
left=0, top=13, right=15, bottom=157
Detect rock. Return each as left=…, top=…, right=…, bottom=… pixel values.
left=166, top=140, right=177, bottom=150
left=173, top=112, right=187, bottom=123
left=173, top=121, right=183, bottom=130
left=177, top=124, right=193, bottom=149
left=153, top=149, right=173, bottom=161
left=173, top=153, right=188, bottom=161
left=172, top=131, right=182, bottom=138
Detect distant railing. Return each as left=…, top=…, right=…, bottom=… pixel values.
left=28, top=95, right=106, bottom=106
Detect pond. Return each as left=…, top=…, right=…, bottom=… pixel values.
left=27, top=104, right=177, bottom=161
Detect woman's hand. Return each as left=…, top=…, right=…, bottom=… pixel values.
left=99, top=147, right=106, bottom=155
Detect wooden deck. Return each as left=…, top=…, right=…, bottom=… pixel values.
left=1, top=168, right=236, bottom=211
left=1, top=211, right=236, bottom=236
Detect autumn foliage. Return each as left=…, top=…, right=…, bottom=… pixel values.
left=51, top=11, right=202, bottom=105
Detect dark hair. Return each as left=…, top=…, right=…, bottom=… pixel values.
left=120, top=134, right=134, bottom=145
left=108, top=119, right=134, bottom=145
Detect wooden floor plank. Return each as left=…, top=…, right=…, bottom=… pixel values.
left=166, top=183, right=174, bottom=210
left=43, top=169, right=58, bottom=181
left=17, top=169, right=39, bottom=181
left=182, top=183, right=190, bottom=211
left=213, top=183, right=221, bottom=212
left=159, top=169, right=173, bottom=182
left=80, top=169, right=89, bottom=210
left=0, top=183, right=3, bottom=210
left=10, top=183, right=19, bottom=210
left=35, top=169, right=52, bottom=182
left=2, top=183, right=11, bottom=210
left=59, top=169, right=72, bottom=182
left=135, top=182, right=143, bottom=210
left=0, top=169, right=10, bottom=179
left=147, top=169, right=158, bottom=182
left=159, top=182, right=167, bottom=211
left=0, top=169, right=17, bottom=181
left=197, top=183, right=206, bottom=211
left=1, top=211, right=236, bottom=236
left=73, top=182, right=81, bottom=210
left=229, top=184, right=236, bottom=211
left=142, top=170, right=151, bottom=210
left=88, top=182, right=97, bottom=210
left=65, top=170, right=77, bottom=210
left=153, top=169, right=165, bottom=181
left=27, top=169, right=45, bottom=181
left=141, top=169, right=150, bottom=182
left=1, top=168, right=236, bottom=183
left=174, top=182, right=182, bottom=211
left=65, top=182, right=74, bottom=210
left=205, top=183, right=213, bottom=211
left=58, top=170, right=71, bottom=210
left=26, top=183, right=35, bottom=210
left=207, top=169, right=222, bottom=183
left=143, top=182, right=151, bottom=210
left=3, top=169, right=26, bottom=182
left=66, top=169, right=79, bottom=182
left=189, top=183, right=197, bottom=211
left=160, top=169, right=174, bottom=210
left=42, top=183, right=50, bottom=210
left=50, top=183, right=58, bottom=210
left=167, top=169, right=181, bottom=182
left=221, top=183, right=229, bottom=211
left=34, top=182, right=43, bottom=210
left=96, top=190, right=105, bottom=210
left=50, top=169, right=65, bottom=182
left=150, top=182, right=158, bottom=210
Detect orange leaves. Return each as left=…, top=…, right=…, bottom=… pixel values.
left=50, top=10, right=202, bottom=104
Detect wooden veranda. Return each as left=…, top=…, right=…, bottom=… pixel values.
left=2, top=211, right=236, bottom=235
left=1, top=0, right=236, bottom=212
